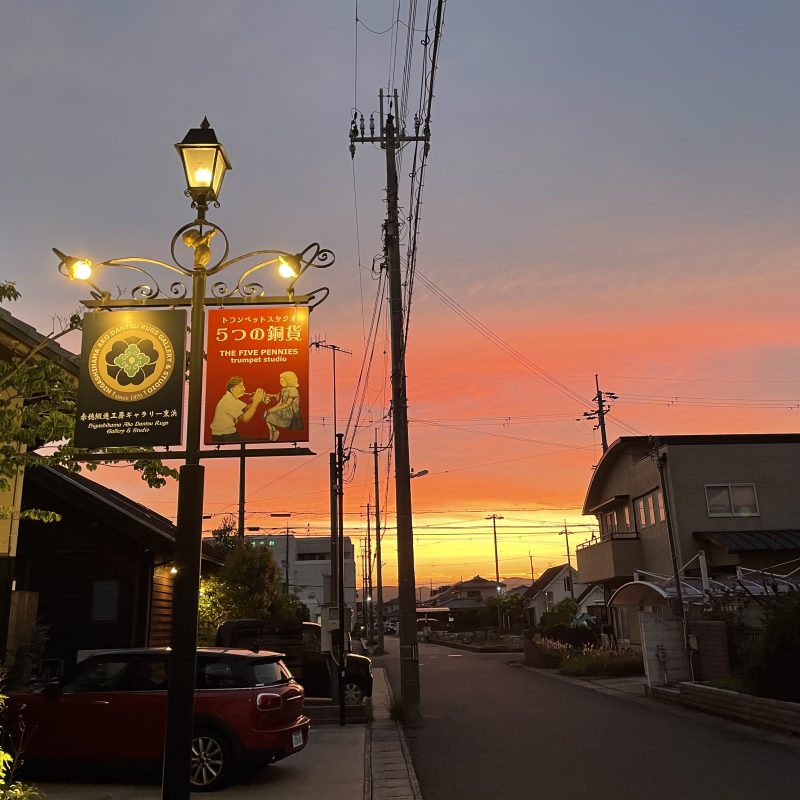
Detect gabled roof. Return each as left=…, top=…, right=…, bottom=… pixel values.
left=0, top=307, right=79, bottom=375
left=524, top=564, right=570, bottom=598
left=576, top=584, right=604, bottom=605
left=454, top=575, right=505, bottom=589
left=23, top=465, right=222, bottom=565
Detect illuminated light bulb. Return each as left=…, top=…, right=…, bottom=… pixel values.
left=193, top=167, right=212, bottom=186
left=278, top=257, right=298, bottom=279
left=72, top=259, right=93, bottom=281
left=170, top=566, right=178, bottom=575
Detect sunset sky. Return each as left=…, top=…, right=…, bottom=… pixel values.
left=4, top=2, right=800, bottom=589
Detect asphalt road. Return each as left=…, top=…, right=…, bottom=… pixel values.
left=375, top=637, right=800, bottom=800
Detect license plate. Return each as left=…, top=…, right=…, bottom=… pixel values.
left=292, top=730, right=303, bottom=749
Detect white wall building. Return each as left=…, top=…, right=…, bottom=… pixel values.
left=227, top=532, right=356, bottom=625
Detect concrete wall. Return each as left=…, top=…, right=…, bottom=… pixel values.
left=639, top=610, right=691, bottom=686
left=686, top=619, right=730, bottom=681
left=676, top=683, right=800, bottom=735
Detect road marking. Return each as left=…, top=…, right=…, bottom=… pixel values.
left=447, top=654, right=463, bottom=658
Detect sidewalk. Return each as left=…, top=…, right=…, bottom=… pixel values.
left=34, top=667, right=419, bottom=799
left=366, top=667, right=422, bottom=800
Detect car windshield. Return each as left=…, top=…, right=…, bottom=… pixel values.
left=250, top=658, right=291, bottom=687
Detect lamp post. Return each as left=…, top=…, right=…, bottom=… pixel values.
left=55, top=119, right=333, bottom=800
left=486, top=514, right=503, bottom=630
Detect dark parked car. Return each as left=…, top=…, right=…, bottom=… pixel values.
left=215, top=620, right=373, bottom=705
left=5, top=647, right=310, bottom=791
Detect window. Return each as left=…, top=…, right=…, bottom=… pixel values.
left=545, top=591, right=554, bottom=611
left=563, top=575, right=572, bottom=592
left=91, top=579, right=121, bottom=622
left=63, top=658, right=131, bottom=693
left=646, top=495, right=656, bottom=526
left=623, top=506, right=631, bottom=528
left=635, top=489, right=665, bottom=529
left=601, top=511, right=618, bottom=536
left=705, top=484, right=759, bottom=517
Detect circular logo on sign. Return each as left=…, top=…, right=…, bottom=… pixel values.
left=88, top=319, right=176, bottom=402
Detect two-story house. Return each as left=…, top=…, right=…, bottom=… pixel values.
left=577, top=434, right=800, bottom=643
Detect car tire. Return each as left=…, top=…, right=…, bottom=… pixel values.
left=343, top=681, right=366, bottom=705
left=191, top=728, right=235, bottom=791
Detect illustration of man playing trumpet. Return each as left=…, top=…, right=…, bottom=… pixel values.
left=209, top=376, right=265, bottom=443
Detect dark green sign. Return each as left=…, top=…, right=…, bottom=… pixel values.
left=75, top=310, right=186, bottom=448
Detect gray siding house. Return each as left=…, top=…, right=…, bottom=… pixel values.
left=577, top=434, right=800, bottom=643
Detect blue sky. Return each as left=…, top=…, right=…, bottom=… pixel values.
left=4, top=2, right=800, bottom=582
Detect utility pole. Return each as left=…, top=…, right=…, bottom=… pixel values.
left=366, top=502, right=373, bottom=640
left=486, top=514, right=504, bottom=629
left=650, top=438, right=686, bottom=628
left=374, top=437, right=385, bottom=653
left=560, top=521, right=575, bottom=599
left=529, top=551, right=535, bottom=584
left=581, top=374, right=618, bottom=452
left=237, top=444, right=246, bottom=538
left=350, top=91, right=429, bottom=719
left=336, top=431, right=346, bottom=726
left=312, top=340, right=351, bottom=725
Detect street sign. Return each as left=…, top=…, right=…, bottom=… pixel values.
left=203, top=306, right=310, bottom=445
left=75, top=309, right=186, bottom=448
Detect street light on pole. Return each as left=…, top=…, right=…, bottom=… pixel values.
left=486, top=514, right=504, bottom=630
left=55, top=119, right=334, bottom=799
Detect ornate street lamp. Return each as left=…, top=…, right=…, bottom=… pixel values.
left=175, top=117, right=231, bottom=215
left=55, top=120, right=333, bottom=800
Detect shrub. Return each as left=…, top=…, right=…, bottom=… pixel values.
left=744, top=591, right=800, bottom=702
left=524, top=638, right=571, bottom=668
left=558, top=647, right=644, bottom=678
left=0, top=693, right=45, bottom=799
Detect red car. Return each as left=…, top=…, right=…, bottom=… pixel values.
left=6, top=647, right=310, bottom=791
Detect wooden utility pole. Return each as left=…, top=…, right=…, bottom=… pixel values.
left=486, top=514, right=504, bottom=629
left=582, top=374, right=618, bottom=452
left=561, top=521, right=575, bottom=599
left=350, top=91, right=429, bottom=719
left=374, top=437, right=385, bottom=653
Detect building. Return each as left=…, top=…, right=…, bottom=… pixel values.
left=0, top=308, right=79, bottom=655
left=577, top=434, right=800, bottom=644
left=524, top=564, right=587, bottom=627
left=17, top=465, right=222, bottom=673
left=204, top=532, right=356, bottom=625
left=429, top=575, right=506, bottom=609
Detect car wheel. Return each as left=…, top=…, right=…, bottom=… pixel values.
left=191, top=728, right=235, bottom=791
left=344, top=681, right=366, bottom=705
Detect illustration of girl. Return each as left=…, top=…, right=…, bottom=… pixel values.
left=264, top=371, right=303, bottom=441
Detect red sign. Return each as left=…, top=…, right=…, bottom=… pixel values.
left=204, top=307, right=309, bottom=445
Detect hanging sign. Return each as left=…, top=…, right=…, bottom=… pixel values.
left=75, top=310, right=186, bottom=448
left=204, top=306, right=310, bottom=445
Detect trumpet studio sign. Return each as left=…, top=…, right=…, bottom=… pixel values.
left=75, top=310, right=187, bottom=448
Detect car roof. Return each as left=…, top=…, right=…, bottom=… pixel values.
left=81, top=647, right=285, bottom=659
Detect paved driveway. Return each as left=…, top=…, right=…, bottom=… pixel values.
left=33, top=725, right=365, bottom=800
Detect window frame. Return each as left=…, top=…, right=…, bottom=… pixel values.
left=705, top=483, right=760, bottom=518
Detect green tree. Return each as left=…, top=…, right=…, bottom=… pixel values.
left=0, top=281, right=177, bottom=521
left=500, top=592, right=527, bottom=630
left=197, top=540, right=308, bottom=645
left=539, top=597, right=579, bottom=630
